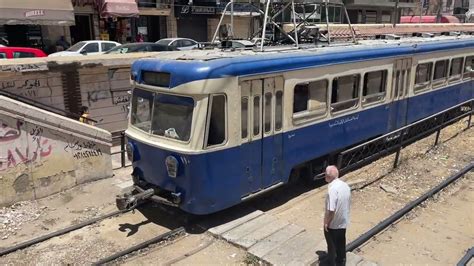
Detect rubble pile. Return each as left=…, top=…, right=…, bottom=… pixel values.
left=0, top=201, right=45, bottom=240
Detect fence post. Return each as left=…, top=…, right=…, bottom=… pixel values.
left=121, top=132, right=126, bottom=168
left=393, top=130, right=405, bottom=169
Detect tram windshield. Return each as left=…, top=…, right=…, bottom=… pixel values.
left=131, top=89, right=194, bottom=141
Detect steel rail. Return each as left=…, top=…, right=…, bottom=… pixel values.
left=457, top=247, right=474, bottom=266
left=0, top=209, right=126, bottom=257
left=93, top=227, right=186, bottom=265
left=346, top=162, right=473, bottom=252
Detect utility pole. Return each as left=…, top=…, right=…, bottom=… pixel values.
left=436, top=0, right=443, bottom=22
left=393, top=0, right=400, bottom=26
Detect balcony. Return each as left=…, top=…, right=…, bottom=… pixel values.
left=137, top=0, right=171, bottom=16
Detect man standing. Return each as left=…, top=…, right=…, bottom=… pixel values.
left=323, top=165, right=351, bottom=266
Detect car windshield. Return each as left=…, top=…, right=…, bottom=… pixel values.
left=67, top=41, right=86, bottom=52
left=131, top=89, right=194, bottom=142
left=106, top=46, right=132, bottom=54
left=156, top=39, right=173, bottom=46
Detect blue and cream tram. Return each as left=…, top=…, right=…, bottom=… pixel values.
left=124, top=36, right=473, bottom=215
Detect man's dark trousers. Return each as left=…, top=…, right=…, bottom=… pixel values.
left=324, top=228, right=346, bottom=266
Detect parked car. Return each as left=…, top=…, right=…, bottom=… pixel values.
left=48, top=40, right=120, bottom=57
left=0, top=47, right=47, bottom=59
left=218, top=40, right=255, bottom=49
left=104, top=42, right=176, bottom=54
left=155, top=38, right=199, bottom=50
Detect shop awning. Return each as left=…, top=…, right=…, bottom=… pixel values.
left=97, top=0, right=139, bottom=18
left=0, top=0, right=75, bottom=26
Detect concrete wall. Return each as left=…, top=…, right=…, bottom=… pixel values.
left=0, top=96, right=112, bottom=207
left=0, top=53, right=166, bottom=133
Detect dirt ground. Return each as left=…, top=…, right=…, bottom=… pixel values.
left=0, top=119, right=472, bottom=265
left=263, top=118, right=473, bottom=264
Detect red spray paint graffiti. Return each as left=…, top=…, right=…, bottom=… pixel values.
left=0, top=120, right=53, bottom=171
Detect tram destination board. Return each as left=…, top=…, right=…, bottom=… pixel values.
left=142, top=71, right=170, bottom=87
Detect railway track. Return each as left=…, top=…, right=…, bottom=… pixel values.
left=347, top=162, right=473, bottom=253
left=0, top=209, right=126, bottom=257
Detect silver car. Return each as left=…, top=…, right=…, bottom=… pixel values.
left=155, top=38, right=199, bottom=51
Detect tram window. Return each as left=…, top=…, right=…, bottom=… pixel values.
left=293, top=85, right=308, bottom=113
left=363, top=70, right=387, bottom=104
left=131, top=89, right=153, bottom=132
left=275, top=91, right=283, bottom=131
left=433, top=60, right=449, bottom=82
left=207, top=95, right=226, bottom=146
left=253, top=96, right=261, bottom=136
left=241, top=97, right=249, bottom=139
left=331, top=74, right=360, bottom=113
left=292, top=80, right=327, bottom=120
left=449, top=57, right=464, bottom=79
left=464, top=56, right=474, bottom=79
left=264, top=92, right=272, bottom=133
left=414, top=62, right=432, bottom=92
left=151, top=94, right=194, bottom=141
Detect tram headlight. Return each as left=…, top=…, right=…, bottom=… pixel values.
left=165, top=156, right=179, bottom=178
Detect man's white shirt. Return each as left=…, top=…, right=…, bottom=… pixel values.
left=325, top=178, right=351, bottom=229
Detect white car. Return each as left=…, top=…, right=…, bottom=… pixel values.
left=48, top=40, right=121, bottom=57
left=155, top=38, right=199, bottom=51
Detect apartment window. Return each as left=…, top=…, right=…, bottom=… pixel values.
left=415, top=62, right=432, bottom=92
left=363, top=70, right=387, bottom=104
left=293, top=80, right=328, bottom=119
left=433, top=60, right=449, bottom=82
left=331, top=74, right=360, bottom=113
left=450, top=57, right=464, bottom=79
left=206, top=95, right=226, bottom=147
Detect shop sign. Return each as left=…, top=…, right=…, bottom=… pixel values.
left=137, top=27, right=148, bottom=35
left=177, top=5, right=216, bottom=16
left=25, top=10, right=45, bottom=18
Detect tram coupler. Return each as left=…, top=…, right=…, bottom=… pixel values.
left=116, top=188, right=155, bottom=211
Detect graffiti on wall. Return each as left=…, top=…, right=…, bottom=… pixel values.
left=1, top=64, right=48, bottom=73
left=1, top=79, right=52, bottom=99
left=64, top=139, right=103, bottom=160
left=0, top=120, right=53, bottom=172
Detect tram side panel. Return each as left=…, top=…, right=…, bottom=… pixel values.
left=282, top=104, right=391, bottom=181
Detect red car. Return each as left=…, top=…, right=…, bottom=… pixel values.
left=0, top=47, right=47, bottom=59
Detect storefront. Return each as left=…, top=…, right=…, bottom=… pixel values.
left=71, top=0, right=99, bottom=43
left=132, top=0, right=172, bottom=42
left=96, top=0, right=139, bottom=43
left=0, top=0, right=75, bottom=50
left=175, top=0, right=217, bottom=42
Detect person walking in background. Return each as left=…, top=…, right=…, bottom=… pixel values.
left=135, top=33, right=144, bottom=42
left=323, top=165, right=351, bottom=266
left=56, top=36, right=70, bottom=51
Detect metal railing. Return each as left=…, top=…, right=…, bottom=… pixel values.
left=112, top=131, right=130, bottom=169
left=336, top=100, right=473, bottom=176
left=0, top=90, right=97, bottom=124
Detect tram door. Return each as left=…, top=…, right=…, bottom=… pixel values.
left=388, top=58, right=412, bottom=131
left=240, top=77, right=284, bottom=196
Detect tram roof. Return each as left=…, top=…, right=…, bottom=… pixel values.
left=131, top=35, right=474, bottom=88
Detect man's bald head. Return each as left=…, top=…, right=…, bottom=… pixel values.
left=325, top=165, right=339, bottom=183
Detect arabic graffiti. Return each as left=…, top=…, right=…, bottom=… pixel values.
left=1, top=79, right=49, bottom=98
left=112, top=95, right=130, bottom=105
left=328, top=115, right=360, bottom=128
left=0, top=120, right=53, bottom=172
left=0, top=64, right=48, bottom=73
left=64, top=140, right=103, bottom=160
left=87, top=90, right=111, bottom=106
